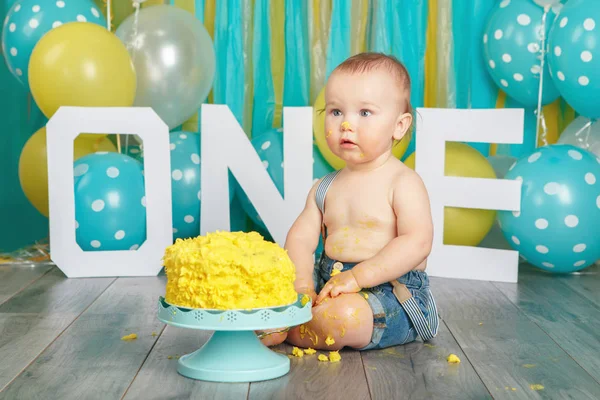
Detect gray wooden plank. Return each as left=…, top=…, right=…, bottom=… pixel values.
left=495, top=266, right=600, bottom=384
left=361, top=321, right=491, bottom=399
left=445, top=319, right=600, bottom=399
left=1, top=277, right=166, bottom=400
left=123, top=326, right=249, bottom=400
left=248, top=343, right=370, bottom=400
left=433, top=277, right=600, bottom=399
left=430, top=277, right=528, bottom=321
left=0, top=264, right=53, bottom=305
left=0, top=268, right=115, bottom=390
left=525, top=263, right=600, bottom=309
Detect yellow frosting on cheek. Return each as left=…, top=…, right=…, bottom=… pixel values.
left=162, top=231, right=297, bottom=310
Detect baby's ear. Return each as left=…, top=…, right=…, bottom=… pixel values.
left=393, top=112, right=413, bottom=141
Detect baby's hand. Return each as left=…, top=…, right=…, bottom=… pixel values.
left=315, top=271, right=361, bottom=305
left=296, top=285, right=318, bottom=307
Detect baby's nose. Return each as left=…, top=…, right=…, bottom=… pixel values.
left=341, top=121, right=353, bottom=132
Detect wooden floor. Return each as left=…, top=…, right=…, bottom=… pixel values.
left=1, top=263, right=599, bottom=400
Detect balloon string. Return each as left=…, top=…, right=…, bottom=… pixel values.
left=535, top=6, right=550, bottom=148
left=106, top=0, right=111, bottom=31
left=133, top=1, right=145, bottom=42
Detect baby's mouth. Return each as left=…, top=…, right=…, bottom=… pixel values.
left=340, top=138, right=356, bottom=146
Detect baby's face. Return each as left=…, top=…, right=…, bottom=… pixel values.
left=324, top=68, right=410, bottom=165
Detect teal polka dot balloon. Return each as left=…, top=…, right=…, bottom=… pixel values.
left=74, top=152, right=146, bottom=252
left=236, top=128, right=334, bottom=230
left=498, top=144, right=600, bottom=273
left=547, top=0, right=600, bottom=119
left=1, top=0, right=106, bottom=87
left=169, top=131, right=235, bottom=240
left=483, top=0, right=560, bottom=107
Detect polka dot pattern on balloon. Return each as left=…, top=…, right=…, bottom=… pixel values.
left=498, top=144, right=600, bottom=273
left=547, top=2, right=600, bottom=119
left=483, top=0, right=560, bottom=107
left=73, top=152, right=146, bottom=252
left=565, top=215, right=579, bottom=227
left=168, top=131, right=235, bottom=241
left=91, top=199, right=105, bottom=212
left=1, top=0, right=106, bottom=87
left=585, top=173, right=596, bottom=184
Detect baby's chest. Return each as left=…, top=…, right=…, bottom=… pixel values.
left=323, top=185, right=395, bottom=228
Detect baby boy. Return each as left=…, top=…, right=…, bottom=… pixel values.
left=262, top=52, right=439, bottom=351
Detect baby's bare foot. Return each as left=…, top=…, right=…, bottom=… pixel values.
left=256, top=329, right=288, bottom=347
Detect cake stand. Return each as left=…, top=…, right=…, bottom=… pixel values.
left=157, top=294, right=312, bottom=383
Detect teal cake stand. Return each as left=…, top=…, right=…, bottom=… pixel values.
left=157, top=294, right=312, bottom=383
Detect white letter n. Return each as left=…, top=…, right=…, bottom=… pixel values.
left=200, top=105, right=313, bottom=246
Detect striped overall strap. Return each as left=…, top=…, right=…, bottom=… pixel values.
left=315, top=170, right=341, bottom=215
left=402, top=289, right=439, bottom=341
left=390, top=280, right=440, bottom=341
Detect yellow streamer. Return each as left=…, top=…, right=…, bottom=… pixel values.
left=310, top=0, right=332, bottom=104
left=270, top=0, right=285, bottom=127
left=541, top=99, right=560, bottom=146
left=350, top=0, right=368, bottom=55
left=436, top=0, right=453, bottom=108
left=424, top=0, right=438, bottom=108
left=174, top=0, right=195, bottom=12
left=204, top=0, right=216, bottom=104
left=489, top=91, right=507, bottom=156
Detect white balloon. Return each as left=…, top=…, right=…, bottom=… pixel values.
left=558, top=116, right=600, bottom=158
left=116, top=5, right=216, bottom=130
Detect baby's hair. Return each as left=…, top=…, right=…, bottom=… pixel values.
left=331, top=52, right=414, bottom=146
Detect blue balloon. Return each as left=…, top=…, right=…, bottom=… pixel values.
left=74, top=152, right=146, bottom=251
left=483, top=0, right=560, bottom=107
left=169, top=131, right=235, bottom=240
left=547, top=0, right=600, bottom=119
left=1, top=0, right=106, bottom=87
left=498, top=144, right=600, bottom=273
left=236, top=128, right=334, bottom=229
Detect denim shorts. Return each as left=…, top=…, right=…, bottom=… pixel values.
left=315, top=252, right=433, bottom=350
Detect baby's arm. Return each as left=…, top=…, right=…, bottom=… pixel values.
left=285, top=181, right=323, bottom=301
left=351, top=170, right=434, bottom=288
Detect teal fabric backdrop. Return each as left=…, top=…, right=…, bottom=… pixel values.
left=1, top=0, right=48, bottom=252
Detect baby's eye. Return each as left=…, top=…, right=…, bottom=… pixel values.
left=359, top=109, right=371, bottom=117
left=331, top=109, right=342, bottom=117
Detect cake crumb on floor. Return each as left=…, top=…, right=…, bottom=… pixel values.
left=292, top=347, right=304, bottom=357
left=121, top=333, right=137, bottom=341
left=329, top=351, right=341, bottom=362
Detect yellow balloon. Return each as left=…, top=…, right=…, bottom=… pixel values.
left=313, top=88, right=410, bottom=170
left=28, top=22, right=136, bottom=118
left=404, top=142, right=497, bottom=247
left=19, top=127, right=117, bottom=217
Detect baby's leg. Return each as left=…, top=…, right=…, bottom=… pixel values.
left=286, top=293, right=373, bottom=351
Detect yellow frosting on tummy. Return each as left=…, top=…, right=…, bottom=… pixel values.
left=162, top=231, right=298, bottom=310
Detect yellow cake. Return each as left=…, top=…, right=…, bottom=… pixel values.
left=162, top=231, right=298, bottom=310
